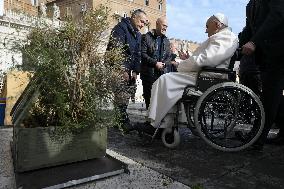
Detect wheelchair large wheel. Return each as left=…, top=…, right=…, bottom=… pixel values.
left=194, top=82, right=265, bottom=152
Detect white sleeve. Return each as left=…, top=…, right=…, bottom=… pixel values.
left=177, top=32, right=238, bottom=73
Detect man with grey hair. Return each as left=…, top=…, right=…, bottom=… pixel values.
left=107, top=9, right=147, bottom=133
left=141, top=13, right=238, bottom=132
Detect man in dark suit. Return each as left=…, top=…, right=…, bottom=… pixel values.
left=140, top=17, right=172, bottom=109
left=240, top=0, right=284, bottom=149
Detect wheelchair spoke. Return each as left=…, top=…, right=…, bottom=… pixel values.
left=195, top=83, right=265, bottom=151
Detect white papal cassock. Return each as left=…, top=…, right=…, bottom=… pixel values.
left=148, top=27, right=239, bottom=127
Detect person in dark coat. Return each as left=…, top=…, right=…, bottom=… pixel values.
left=237, top=46, right=262, bottom=96
left=140, top=17, right=172, bottom=109
left=107, top=9, right=147, bottom=132
left=240, top=0, right=284, bottom=149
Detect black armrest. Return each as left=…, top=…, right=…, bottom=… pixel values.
left=195, top=66, right=235, bottom=92
left=200, top=66, right=232, bottom=74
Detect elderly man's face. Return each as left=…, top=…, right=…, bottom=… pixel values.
left=132, top=13, right=148, bottom=30
left=156, top=18, right=168, bottom=36
left=205, top=19, right=218, bottom=37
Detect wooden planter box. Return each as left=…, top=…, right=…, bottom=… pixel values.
left=11, top=77, right=108, bottom=172
left=13, top=126, right=107, bottom=172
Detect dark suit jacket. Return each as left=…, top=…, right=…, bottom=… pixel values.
left=140, top=30, right=171, bottom=83
left=239, top=0, right=284, bottom=70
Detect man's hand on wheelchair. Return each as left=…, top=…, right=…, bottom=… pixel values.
left=242, top=41, right=256, bottom=55
left=156, top=62, right=165, bottom=70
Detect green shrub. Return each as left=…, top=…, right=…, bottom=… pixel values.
left=16, top=5, right=125, bottom=133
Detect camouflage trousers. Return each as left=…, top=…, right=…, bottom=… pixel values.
left=114, top=82, right=136, bottom=124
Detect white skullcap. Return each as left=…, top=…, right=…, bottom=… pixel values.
left=213, top=13, right=228, bottom=26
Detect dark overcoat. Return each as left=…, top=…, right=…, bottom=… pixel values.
left=239, top=0, right=284, bottom=71
left=107, top=17, right=142, bottom=73
left=140, top=30, right=171, bottom=83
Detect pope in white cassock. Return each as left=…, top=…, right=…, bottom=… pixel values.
left=147, top=13, right=239, bottom=128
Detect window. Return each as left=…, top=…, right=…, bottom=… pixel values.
left=66, top=7, right=72, bottom=17
left=31, top=0, right=38, bottom=6
left=145, top=0, right=149, bottom=6
left=114, top=11, right=120, bottom=16
left=158, top=2, right=162, bottom=11
left=113, top=11, right=121, bottom=22
left=80, top=3, right=87, bottom=12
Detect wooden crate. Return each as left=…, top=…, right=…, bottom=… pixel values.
left=13, top=126, right=107, bottom=172
left=2, top=70, right=31, bottom=126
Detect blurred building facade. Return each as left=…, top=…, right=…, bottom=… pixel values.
left=169, top=38, right=199, bottom=55
left=1, top=0, right=166, bottom=33
left=46, top=0, right=166, bottom=33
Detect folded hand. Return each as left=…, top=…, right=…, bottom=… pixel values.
left=178, top=50, right=190, bottom=60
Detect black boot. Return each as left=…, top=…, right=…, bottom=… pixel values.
left=118, top=105, right=134, bottom=133
left=266, top=132, right=284, bottom=145
left=134, top=122, right=162, bottom=139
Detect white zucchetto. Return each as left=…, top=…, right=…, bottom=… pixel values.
left=214, top=13, right=228, bottom=26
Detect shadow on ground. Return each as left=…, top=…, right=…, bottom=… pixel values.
left=108, top=103, right=284, bottom=189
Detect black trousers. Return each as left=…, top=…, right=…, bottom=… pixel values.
left=239, top=70, right=284, bottom=132
left=142, top=80, right=154, bottom=109
left=257, top=70, right=284, bottom=144
left=239, top=71, right=262, bottom=96
left=275, top=96, right=284, bottom=136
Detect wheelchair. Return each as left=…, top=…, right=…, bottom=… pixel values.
left=153, top=66, right=265, bottom=152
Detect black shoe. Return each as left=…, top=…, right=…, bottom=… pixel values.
left=134, top=121, right=154, bottom=134
left=134, top=122, right=162, bottom=139
left=121, top=122, right=135, bottom=133
left=266, top=135, right=284, bottom=145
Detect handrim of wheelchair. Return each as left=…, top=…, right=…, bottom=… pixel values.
left=153, top=74, right=265, bottom=152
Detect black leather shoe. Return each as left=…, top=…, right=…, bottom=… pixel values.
left=121, top=122, right=135, bottom=133
left=266, top=135, right=284, bottom=145
left=134, top=122, right=162, bottom=139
